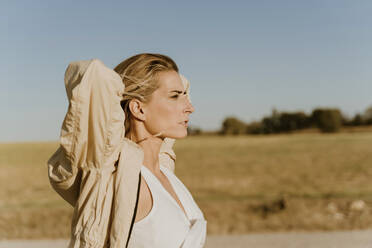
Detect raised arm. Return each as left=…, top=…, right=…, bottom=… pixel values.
left=47, top=59, right=125, bottom=206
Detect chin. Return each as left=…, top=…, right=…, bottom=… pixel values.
left=165, top=129, right=188, bottom=139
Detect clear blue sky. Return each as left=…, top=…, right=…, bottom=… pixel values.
left=2, top=0, right=372, bottom=142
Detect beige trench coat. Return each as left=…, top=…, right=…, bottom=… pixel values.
left=47, top=59, right=191, bottom=248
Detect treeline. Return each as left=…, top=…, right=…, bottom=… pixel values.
left=218, top=106, right=372, bottom=135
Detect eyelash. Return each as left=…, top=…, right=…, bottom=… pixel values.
left=171, top=92, right=186, bottom=98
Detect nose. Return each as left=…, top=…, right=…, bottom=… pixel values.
left=184, top=98, right=195, bottom=114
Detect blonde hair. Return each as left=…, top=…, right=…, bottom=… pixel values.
left=113, top=53, right=179, bottom=137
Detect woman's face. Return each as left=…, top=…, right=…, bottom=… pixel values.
left=143, top=70, right=194, bottom=139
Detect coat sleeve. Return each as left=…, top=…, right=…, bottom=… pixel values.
left=47, top=59, right=126, bottom=247
left=158, top=74, right=192, bottom=173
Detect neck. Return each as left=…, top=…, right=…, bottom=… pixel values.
left=127, top=130, right=165, bottom=175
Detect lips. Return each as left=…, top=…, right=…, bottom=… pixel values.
left=180, top=120, right=189, bottom=127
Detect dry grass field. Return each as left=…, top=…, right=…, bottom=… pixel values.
left=1, top=130, right=372, bottom=239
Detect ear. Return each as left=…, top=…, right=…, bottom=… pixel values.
left=128, top=99, right=146, bottom=121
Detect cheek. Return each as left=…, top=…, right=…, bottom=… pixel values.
left=158, top=102, right=175, bottom=117
left=148, top=101, right=178, bottom=126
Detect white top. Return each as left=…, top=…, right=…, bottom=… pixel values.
left=127, top=164, right=207, bottom=248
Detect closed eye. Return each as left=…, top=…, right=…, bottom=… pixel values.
left=170, top=91, right=187, bottom=99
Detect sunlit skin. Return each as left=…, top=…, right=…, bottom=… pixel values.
left=126, top=70, right=194, bottom=223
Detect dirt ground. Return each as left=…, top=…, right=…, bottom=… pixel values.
left=1, top=230, right=372, bottom=248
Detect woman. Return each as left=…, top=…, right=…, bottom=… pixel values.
left=47, top=53, right=207, bottom=248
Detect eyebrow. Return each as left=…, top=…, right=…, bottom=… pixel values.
left=169, top=90, right=186, bottom=94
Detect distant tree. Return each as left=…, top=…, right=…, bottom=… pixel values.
left=187, top=126, right=202, bottom=135
left=351, top=113, right=363, bottom=126
left=278, top=112, right=311, bottom=132
left=246, top=121, right=264, bottom=134
left=262, top=116, right=276, bottom=134
left=221, top=116, right=247, bottom=135
left=363, top=106, right=372, bottom=125
left=261, top=108, right=281, bottom=134
left=311, top=108, right=342, bottom=132
left=259, top=109, right=311, bottom=134
left=341, top=114, right=352, bottom=126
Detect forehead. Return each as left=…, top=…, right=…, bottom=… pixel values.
left=156, top=70, right=184, bottom=92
